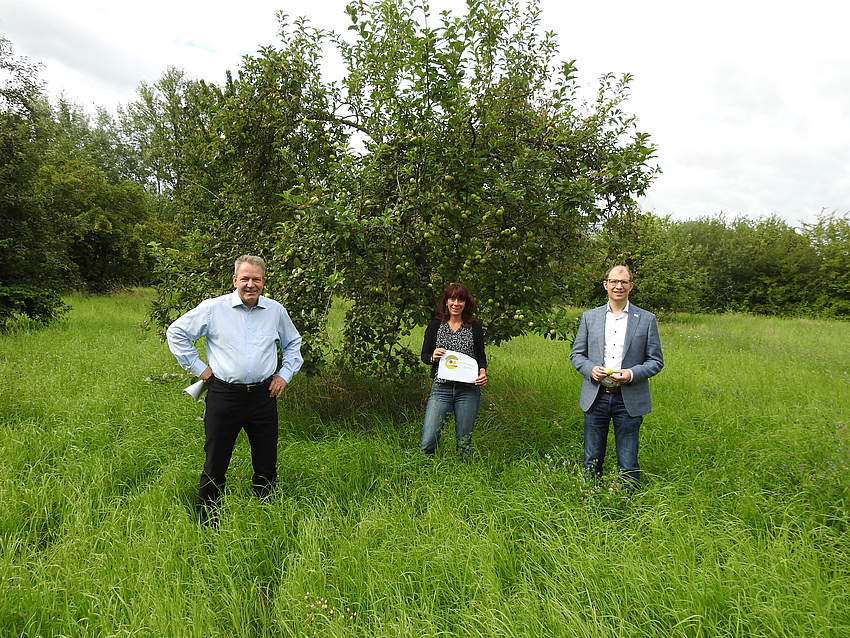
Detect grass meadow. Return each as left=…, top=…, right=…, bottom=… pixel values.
left=1, top=289, right=848, bottom=637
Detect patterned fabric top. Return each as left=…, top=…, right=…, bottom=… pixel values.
left=435, top=322, right=476, bottom=383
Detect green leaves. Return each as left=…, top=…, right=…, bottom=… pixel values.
left=270, top=0, right=658, bottom=374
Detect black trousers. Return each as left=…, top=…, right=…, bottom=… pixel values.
left=197, top=376, right=278, bottom=512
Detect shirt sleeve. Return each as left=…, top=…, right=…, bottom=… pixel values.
left=275, top=307, right=303, bottom=383
left=165, top=302, right=210, bottom=378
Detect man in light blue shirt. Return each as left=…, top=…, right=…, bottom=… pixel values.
left=167, top=255, right=302, bottom=522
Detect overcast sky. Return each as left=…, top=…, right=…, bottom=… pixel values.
left=2, top=0, right=848, bottom=227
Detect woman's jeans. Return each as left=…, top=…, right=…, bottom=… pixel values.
left=419, top=380, right=482, bottom=458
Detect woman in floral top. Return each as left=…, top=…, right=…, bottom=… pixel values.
left=419, top=283, right=488, bottom=458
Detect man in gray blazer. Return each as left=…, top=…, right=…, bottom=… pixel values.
left=569, top=265, right=664, bottom=489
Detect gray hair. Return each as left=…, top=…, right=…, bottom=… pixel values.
left=234, top=255, right=265, bottom=275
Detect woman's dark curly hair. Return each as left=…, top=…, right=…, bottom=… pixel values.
left=435, top=283, right=478, bottom=327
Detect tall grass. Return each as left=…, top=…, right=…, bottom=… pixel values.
left=0, top=290, right=847, bottom=636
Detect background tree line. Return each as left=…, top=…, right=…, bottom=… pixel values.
left=565, top=208, right=849, bottom=319
left=2, top=0, right=847, bottom=364
left=0, top=37, right=177, bottom=329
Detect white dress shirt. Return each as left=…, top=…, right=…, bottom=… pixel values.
left=603, top=301, right=631, bottom=383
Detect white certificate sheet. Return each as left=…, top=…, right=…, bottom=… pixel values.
left=437, top=350, right=479, bottom=383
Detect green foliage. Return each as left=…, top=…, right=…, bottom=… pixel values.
left=0, top=284, right=68, bottom=330
left=564, top=209, right=846, bottom=320
left=564, top=208, right=702, bottom=311
left=130, top=38, right=348, bottom=364
left=145, top=243, right=231, bottom=335
left=300, top=0, right=657, bottom=375
left=51, top=99, right=142, bottom=184
left=667, top=214, right=820, bottom=314
left=803, top=210, right=850, bottom=317
left=0, top=38, right=71, bottom=326
left=35, top=160, right=154, bottom=291
left=1, top=38, right=173, bottom=329
left=119, top=67, right=215, bottom=196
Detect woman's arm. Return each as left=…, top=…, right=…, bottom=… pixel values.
left=420, top=319, right=439, bottom=365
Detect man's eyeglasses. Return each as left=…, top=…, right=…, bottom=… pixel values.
left=604, top=279, right=632, bottom=286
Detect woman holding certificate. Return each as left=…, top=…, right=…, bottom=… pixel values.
left=419, top=283, right=488, bottom=459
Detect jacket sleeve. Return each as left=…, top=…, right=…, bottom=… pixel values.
left=569, top=312, right=594, bottom=379
left=473, top=321, right=487, bottom=371
left=421, top=319, right=438, bottom=366
left=628, top=313, right=664, bottom=382
left=421, top=319, right=441, bottom=379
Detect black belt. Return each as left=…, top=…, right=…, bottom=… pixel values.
left=435, top=379, right=474, bottom=386
left=212, top=376, right=271, bottom=393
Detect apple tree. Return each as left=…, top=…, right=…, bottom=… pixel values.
left=270, top=0, right=659, bottom=375
left=143, top=0, right=658, bottom=377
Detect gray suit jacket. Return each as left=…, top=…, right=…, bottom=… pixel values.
left=570, top=303, right=664, bottom=417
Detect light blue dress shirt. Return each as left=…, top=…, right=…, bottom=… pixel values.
left=166, top=291, right=303, bottom=384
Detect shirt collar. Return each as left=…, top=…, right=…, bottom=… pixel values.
left=606, top=300, right=631, bottom=315
left=229, top=290, right=266, bottom=310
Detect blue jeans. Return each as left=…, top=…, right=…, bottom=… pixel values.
left=419, top=380, right=482, bottom=458
left=583, top=390, right=642, bottom=488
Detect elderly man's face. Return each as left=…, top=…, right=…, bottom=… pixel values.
left=233, top=262, right=266, bottom=308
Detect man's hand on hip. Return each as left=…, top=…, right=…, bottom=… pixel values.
left=269, top=375, right=287, bottom=398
